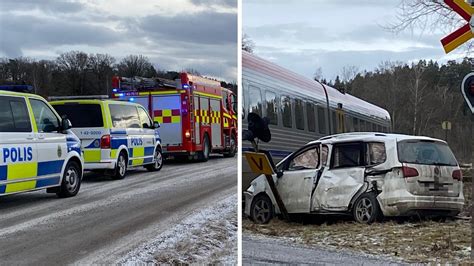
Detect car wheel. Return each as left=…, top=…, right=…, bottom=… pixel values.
left=352, top=193, right=381, bottom=224
left=224, top=134, right=237, bottom=158
left=146, top=148, right=163, bottom=172
left=198, top=135, right=210, bottom=162
left=251, top=194, right=274, bottom=224
left=56, top=161, right=82, bottom=198
left=113, top=152, right=128, bottom=180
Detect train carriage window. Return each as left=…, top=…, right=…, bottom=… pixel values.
left=248, top=86, right=262, bottom=116
left=281, top=95, right=292, bottom=128
left=353, top=117, right=359, bottom=132
left=295, top=98, right=305, bottom=130
left=331, top=110, right=337, bottom=134
left=265, top=91, right=278, bottom=125
left=360, top=120, right=366, bottom=132
left=306, top=102, right=316, bottom=132
left=317, top=106, right=326, bottom=134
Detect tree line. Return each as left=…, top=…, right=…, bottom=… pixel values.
left=0, top=51, right=237, bottom=97
left=323, top=59, right=474, bottom=163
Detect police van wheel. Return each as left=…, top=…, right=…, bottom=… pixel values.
left=224, top=134, right=237, bottom=158
left=198, top=135, right=210, bottom=162
left=146, top=148, right=163, bottom=172
left=113, top=152, right=128, bottom=180
left=56, top=161, right=81, bottom=198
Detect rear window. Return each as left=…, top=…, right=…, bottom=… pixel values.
left=53, top=103, right=103, bottom=128
left=397, top=140, right=458, bottom=166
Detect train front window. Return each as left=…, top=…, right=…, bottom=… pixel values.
left=265, top=91, right=278, bottom=125
left=248, top=86, right=262, bottom=116
left=295, top=98, right=305, bottom=130
left=281, top=95, right=292, bottom=128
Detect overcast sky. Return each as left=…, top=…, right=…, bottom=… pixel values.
left=0, top=0, right=237, bottom=81
left=243, top=0, right=467, bottom=81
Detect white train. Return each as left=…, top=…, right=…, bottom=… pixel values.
left=242, top=51, right=392, bottom=190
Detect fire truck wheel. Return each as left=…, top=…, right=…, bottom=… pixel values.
left=146, top=147, right=163, bottom=172
left=112, top=152, right=128, bottom=180
left=198, top=134, right=210, bottom=162
left=224, top=134, right=237, bottom=158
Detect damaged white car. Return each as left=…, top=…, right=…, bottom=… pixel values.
left=244, top=133, right=464, bottom=224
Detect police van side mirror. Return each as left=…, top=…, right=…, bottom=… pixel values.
left=153, top=121, right=160, bottom=129
left=60, top=118, right=72, bottom=133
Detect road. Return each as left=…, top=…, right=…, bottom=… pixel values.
left=243, top=234, right=401, bottom=265
left=0, top=156, right=236, bottom=264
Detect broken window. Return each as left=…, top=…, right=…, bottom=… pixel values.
left=288, top=148, right=319, bottom=171
left=331, top=143, right=363, bottom=169
left=321, top=145, right=329, bottom=167
left=367, top=142, right=386, bottom=165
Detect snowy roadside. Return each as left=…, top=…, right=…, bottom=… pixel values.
left=119, top=194, right=237, bottom=264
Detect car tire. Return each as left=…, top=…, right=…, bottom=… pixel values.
left=145, top=147, right=163, bottom=172
left=223, top=134, right=237, bottom=158
left=56, top=160, right=82, bottom=198
left=198, top=134, right=210, bottom=162
left=352, top=192, right=381, bottom=224
left=112, top=151, right=128, bottom=180
left=250, top=194, right=274, bottom=224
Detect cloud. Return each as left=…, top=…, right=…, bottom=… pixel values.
left=0, top=0, right=84, bottom=13
left=137, top=11, right=237, bottom=45
left=0, top=0, right=237, bottom=81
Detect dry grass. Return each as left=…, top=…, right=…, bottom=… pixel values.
left=244, top=217, right=470, bottom=263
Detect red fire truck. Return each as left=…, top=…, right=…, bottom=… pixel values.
left=111, top=73, right=237, bottom=161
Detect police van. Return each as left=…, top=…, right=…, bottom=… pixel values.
left=50, top=98, right=163, bottom=179
left=0, top=86, right=83, bottom=197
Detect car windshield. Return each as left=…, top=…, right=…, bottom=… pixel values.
left=397, top=140, right=458, bottom=166
left=53, top=103, right=103, bottom=128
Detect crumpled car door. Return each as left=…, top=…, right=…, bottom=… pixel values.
left=276, top=169, right=317, bottom=213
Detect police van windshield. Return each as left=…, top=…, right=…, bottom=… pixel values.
left=53, top=104, right=103, bottom=128
left=397, top=140, right=458, bottom=166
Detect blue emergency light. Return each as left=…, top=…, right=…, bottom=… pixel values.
left=0, top=85, right=34, bottom=93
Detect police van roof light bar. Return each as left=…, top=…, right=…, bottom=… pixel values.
left=0, top=85, right=34, bottom=93
left=48, top=95, right=109, bottom=101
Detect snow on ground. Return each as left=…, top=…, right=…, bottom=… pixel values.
left=119, top=194, right=237, bottom=264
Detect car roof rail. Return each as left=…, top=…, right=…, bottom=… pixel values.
left=0, top=85, right=34, bottom=93
left=48, top=95, right=109, bottom=101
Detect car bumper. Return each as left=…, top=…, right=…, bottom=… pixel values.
left=380, top=195, right=464, bottom=216
left=84, top=161, right=116, bottom=170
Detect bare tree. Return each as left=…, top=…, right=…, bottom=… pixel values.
left=117, top=55, right=156, bottom=77
left=390, top=0, right=473, bottom=50
left=313, top=67, right=323, bottom=82
left=56, top=51, right=89, bottom=95
left=88, top=53, right=116, bottom=94
left=242, top=34, right=255, bottom=53
left=341, top=65, right=359, bottom=83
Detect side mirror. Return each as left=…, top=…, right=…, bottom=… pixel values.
left=61, top=118, right=72, bottom=133
left=153, top=121, right=161, bottom=129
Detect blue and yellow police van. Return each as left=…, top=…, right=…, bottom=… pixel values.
left=0, top=86, right=83, bottom=197
left=50, top=98, right=163, bottom=179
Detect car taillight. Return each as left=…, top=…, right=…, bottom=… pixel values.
left=402, top=166, right=419, bottom=178
left=452, top=169, right=463, bottom=181
left=101, top=135, right=111, bottom=149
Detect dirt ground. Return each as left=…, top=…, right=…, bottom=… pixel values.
left=243, top=180, right=472, bottom=264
